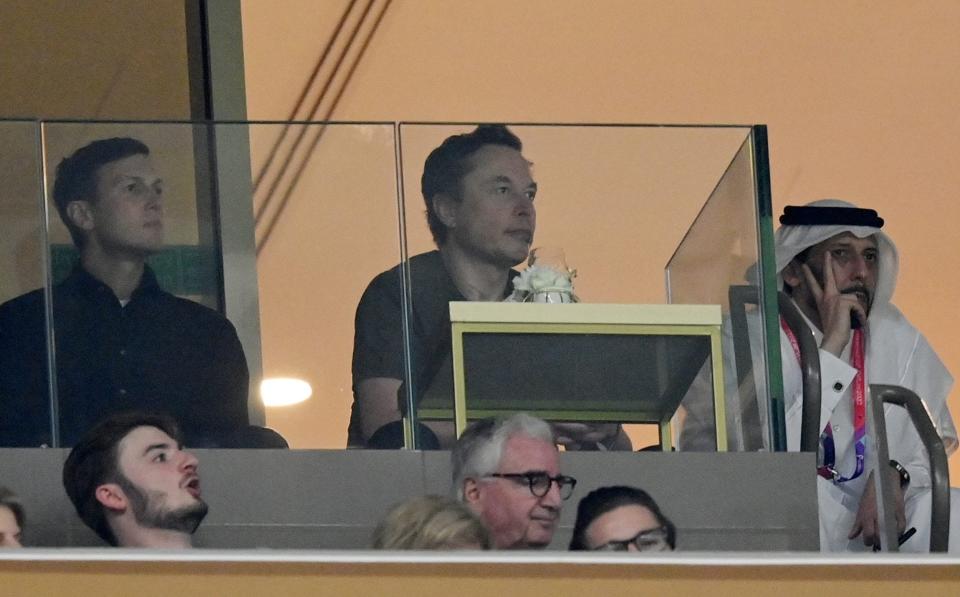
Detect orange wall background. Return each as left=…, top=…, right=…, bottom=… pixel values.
left=241, top=0, right=960, bottom=472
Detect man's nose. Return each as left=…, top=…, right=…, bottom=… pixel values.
left=146, top=186, right=163, bottom=208
left=850, top=254, right=870, bottom=280
left=513, top=193, right=535, bottom=216
left=179, top=449, right=199, bottom=471
left=540, top=479, right=562, bottom=509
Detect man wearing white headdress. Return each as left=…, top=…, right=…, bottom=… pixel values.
left=679, top=198, right=955, bottom=552
left=774, top=199, right=955, bottom=552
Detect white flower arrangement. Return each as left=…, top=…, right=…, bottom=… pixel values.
left=508, top=264, right=578, bottom=303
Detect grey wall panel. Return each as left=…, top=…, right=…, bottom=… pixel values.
left=0, top=449, right=817, bottom=551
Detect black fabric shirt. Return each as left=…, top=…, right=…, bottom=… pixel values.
left=0, top=265, right=249, bottom=447
left=349, top=250, right=515, bottom=447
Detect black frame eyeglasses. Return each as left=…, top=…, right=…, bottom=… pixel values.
left=592, top=526, right=671, bottom=552
left=487, top=472, right=577, bottom=500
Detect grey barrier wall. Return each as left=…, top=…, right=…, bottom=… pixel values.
left=0, top=450, right=817, bottom=551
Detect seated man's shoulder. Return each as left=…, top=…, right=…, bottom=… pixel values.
left=155, top=292, right=238, bottom=334
left=362, top=251, right=445, bottom=296
left=0, top=288, right=45, bottom=324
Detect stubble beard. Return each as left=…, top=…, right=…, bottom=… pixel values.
left=117, top=474, right=209, bottom=535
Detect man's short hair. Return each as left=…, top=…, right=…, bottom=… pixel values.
left=420, top=125, right=523, bottom=245
left=62, top=411, right=181, bottom=546
left=568, top=485, right=677, bottom=550
left=0, top=486, right=25, bottom=529
left=451, top=413, right=554, bottom=500
left=52, top=137, right=150, bottom=248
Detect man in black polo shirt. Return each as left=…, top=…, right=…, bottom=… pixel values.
left=350, top=125, right=629, bottom=450
left=0, top=137, right=249, bottom=447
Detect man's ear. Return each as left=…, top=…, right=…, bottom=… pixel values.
left=65, top=200, right=96, bottom=232
left=432, top=193, right=459, bottom=229
left=94, top=483, right=127, bottom=513
left=462, top=478, right=482, bottom=505
left=782, top=260, right=804, bottom=291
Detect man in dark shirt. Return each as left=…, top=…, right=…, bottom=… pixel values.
left=350, top=125, right=629, bottom=450
left=0, top=137, right=249, bottom=447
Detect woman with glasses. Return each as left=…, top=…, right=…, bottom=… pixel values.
left=568, top=485, right=676, bottom=552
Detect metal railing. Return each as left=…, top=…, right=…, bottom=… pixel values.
left=774, top=292, right=949, bottom=552
left=871, top=384, right=951, bottom=552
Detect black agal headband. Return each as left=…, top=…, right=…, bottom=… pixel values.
left=779, top=205, right=884, bottom=228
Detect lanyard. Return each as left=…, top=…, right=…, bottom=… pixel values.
left=781, top=318, right=866, bottom=483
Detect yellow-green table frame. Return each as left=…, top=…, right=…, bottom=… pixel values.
left=408, top=302, right=726, bottom=451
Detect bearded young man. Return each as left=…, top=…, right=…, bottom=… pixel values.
left=63, top=412, right=207, bottom=548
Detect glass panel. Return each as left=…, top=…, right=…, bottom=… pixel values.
left=667, top=130, right=784, bottom=452
left=30, top=121, right=401, bottom=450
left=7, top=120, right=777, bottom=455
left=0, top=120, right=51, bottom=446
left=398, top=123, right=755, bottom=450
left=250, top=122, right=401, bottom=449
left=34, top=122, right=229, bottom=447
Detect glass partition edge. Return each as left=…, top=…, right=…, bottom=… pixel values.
left=38, top=123, right=61, bottom=446
left=750, top=125, right=786, bottom=452
left=394, top=123, right=419, bottom=449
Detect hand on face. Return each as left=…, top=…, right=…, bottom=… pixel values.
left=801, top=251, right=868, bottom=357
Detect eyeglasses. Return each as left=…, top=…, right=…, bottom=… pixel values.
left=593, top=526, right=671, bottom=552
left=486, top=472, right=577, bottom=500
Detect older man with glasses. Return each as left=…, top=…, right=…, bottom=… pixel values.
left=452, top=413, right=576, bottom=549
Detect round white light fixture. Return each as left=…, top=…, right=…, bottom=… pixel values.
left=260, top=377, right=312, bottom=407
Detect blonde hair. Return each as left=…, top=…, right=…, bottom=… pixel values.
left=372, top=495, right=492, bottom=550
